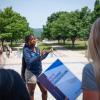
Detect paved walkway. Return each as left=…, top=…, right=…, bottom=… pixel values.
left=3, top=47, right=88, bottom=100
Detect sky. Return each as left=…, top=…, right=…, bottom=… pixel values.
left=0, top=0, right=95, bottom=28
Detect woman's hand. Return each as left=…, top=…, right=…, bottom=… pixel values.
left=41, top=48, right=53, bottom=55
left=41, top=49, right=46, bottom=55
left=47, top=48, right=53, bottom=53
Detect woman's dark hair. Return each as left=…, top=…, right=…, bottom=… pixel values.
left=21, top=57, right=26, bottom=81
left=25, top=34, right=34, bottom=43
left=0, top=69, right=30, bottom=100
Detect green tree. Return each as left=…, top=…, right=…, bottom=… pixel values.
left=42, top=12, right=69, bottom=44
left=42, top=7, right=92, bottom=46
left=69, top=7, right=91, bottom=46
left=0, top=7, right=32, bottom=46
left=93, top=0, right=100, bottom=20
left=79, top=7, right=92, bottom=40
left=42, top=12, right=62, bottom=40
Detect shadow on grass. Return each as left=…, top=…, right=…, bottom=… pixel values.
left=41, top=42, right=87, bottom=51
left=64, top=44, right=87, bottom=51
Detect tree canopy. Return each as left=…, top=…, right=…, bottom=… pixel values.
left=42, top=7, right=92, bottom=46
left=0, top=7, right=32, bottom=46
left=94, top=0, right=100, bottom=20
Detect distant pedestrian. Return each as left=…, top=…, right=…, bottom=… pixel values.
left=6, top=45, right=12, bottom=58
left=0, top=46, right=5, bottom=68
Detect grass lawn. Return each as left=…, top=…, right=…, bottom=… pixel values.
left=38, top=42, right=52, bottom=50
left=64, top=40, right=88, bottom=50
left=1, top=40, right=87, bottom=51
left=40, top=40, right=88, bottom=50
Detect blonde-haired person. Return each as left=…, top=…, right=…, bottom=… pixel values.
left=82, top=18, right=100, bottom=100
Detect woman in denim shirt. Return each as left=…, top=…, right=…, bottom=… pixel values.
left=23, top=34, right=51, bottom=100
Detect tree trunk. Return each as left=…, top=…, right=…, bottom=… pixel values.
left=71, top=37, right=76, bottom=47
left=58, top=39, right=59, bottom=43
left=63, top=39, right=66, bottom=44
left=58, top=39, right=60, bottom=44
left=11, top=33, right=14, bottom=47
left=1, top=41, right=4, bottom=47
left=72, top=40, right=75, bottom=47
left=1, top=40, right=4, bottom=51
left=10, top=39, right=13, bottom=47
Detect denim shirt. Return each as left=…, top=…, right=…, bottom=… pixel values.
left=23, top=44, right=49, bottom=76
left=82, top=63, right=99, bottom=91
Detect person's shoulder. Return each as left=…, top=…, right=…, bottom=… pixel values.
left=82, top=63, right=95, bottom=83
left=24, top=47, right=29, bottom=50
left=0, top=69, right=17, bottom=73
left=35, top=46, right=40, bottom=53
left=7, top=69, right=20, bottom=78
left=82, top=63, right=99, bottom=90
left=0, top=69, right=21, bottom=79
left=35, top=46, right=40, bottom=50
left=23, top=44, right=29, bottom=49
left=83, top=63, right=94, bottom=74
left=23, top=45, right=30, bottom=52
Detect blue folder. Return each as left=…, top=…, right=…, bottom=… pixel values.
left=38, top=59, right=82, bottom=100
